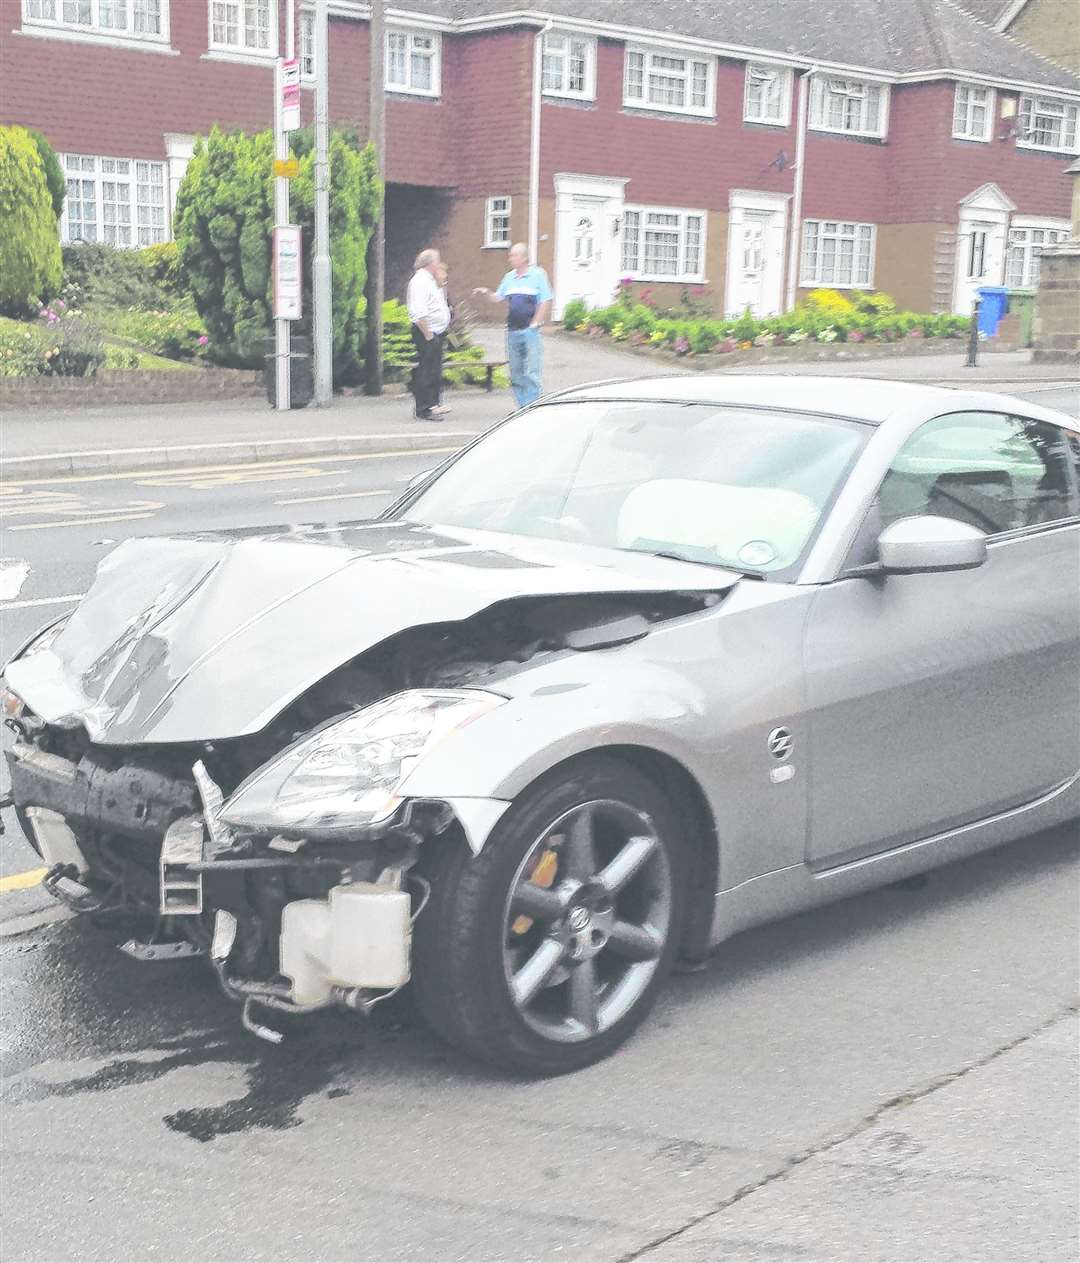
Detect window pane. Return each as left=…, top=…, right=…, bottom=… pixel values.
left=626, top=51, right=644, bottom=99
left=63, top=0, right=91, bottom=21
left=621, top=210, right=640, bottom=273
left=134, top=0, right=162, bottom=34
left=410, top=46, right=432, bottom=90
left=880, top=413, right=1073, bottom=533
left=387, top=33, right=406, bottom=84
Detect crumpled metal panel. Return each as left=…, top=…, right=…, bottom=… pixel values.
left=5, top=522, right=737, bottom=746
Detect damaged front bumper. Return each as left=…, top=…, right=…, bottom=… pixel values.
left=2, top=734, right=492, bottom=1043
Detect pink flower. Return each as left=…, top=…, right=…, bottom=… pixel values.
left=197, top=335, right=209, bottom=346
left=848, top=329, right=866, bottom=343
left=673, top=336, right=690, bottom=355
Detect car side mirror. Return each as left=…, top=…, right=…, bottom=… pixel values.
left=878, top=515, right=988, bottom=575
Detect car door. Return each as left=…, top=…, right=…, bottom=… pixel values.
left=803, top=410, right=1080, bottom=867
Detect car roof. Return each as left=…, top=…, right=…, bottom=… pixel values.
left=552, top=374, right=1079, bottom=430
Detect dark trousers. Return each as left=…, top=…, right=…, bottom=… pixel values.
left=411, top=325, right=445, bottom=416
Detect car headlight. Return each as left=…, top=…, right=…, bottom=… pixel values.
left=219, top=689, right=505, bottom=835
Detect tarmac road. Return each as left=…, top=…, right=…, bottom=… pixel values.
left=0, top=384, right=1077, bottom=1262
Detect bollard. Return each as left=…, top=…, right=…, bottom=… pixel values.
left=964, top=297, right=981, bottom=368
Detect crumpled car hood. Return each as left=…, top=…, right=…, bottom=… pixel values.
left=6, top=522, right=738, bottom=744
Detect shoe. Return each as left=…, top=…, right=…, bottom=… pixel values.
left=430, top=404, right=452, bottom=416
left=414, top=410, right=444, bottom=422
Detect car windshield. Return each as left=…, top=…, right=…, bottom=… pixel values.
left=400, top=399, right=868, bottom=576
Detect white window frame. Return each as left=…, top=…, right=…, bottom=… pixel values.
left=800, top=219, right=876, bottom=289
left=21, top=0, right=170, bottom=47
left=59, top=152, right=169, bottom=248
left=484, top=196, right=512, bottom=249
left=207, top=0, right=277, bottom=61
left=621, top=205, right=707, bottom=283
left=623, top=46, right=715, bottom=118
left=953, top=83, right=994, bottom=143
left=1005, top=217, right=1072, bottom=287
left=808, top=76, right=889, bottom=139
left=385, top=27, right=441, bottom=98
left=299, top=8, right=315, bottom=80
left=1017, top=93, right=1080, bottom=154
left=541, top=30, right=596, bottom=101
left=743, top=62, right=792, bottom=127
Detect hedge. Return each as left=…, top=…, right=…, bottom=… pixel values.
left=0, top=126, right=62, bottom=317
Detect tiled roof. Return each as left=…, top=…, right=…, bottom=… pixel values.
left=397, top=0, right=1080, bottom=90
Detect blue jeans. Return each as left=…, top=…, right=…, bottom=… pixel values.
left=507, top=326, right=542, bottom=407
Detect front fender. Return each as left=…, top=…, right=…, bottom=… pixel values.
left=398, top=661, right=718, bottom=833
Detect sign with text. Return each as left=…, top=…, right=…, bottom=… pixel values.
left=273, top=157, right=300, bottom=179
left=273, top=225, right=303, bottom=320
left=280, top=57, right=301, bottom=132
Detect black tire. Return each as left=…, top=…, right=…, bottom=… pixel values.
left=412, top=754, right=689, bottom=1075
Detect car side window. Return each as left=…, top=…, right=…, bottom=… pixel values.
left=878, top=412, right=1074, bottom=536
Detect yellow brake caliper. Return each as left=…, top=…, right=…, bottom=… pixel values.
left=512, top=847, right=559, bottom=936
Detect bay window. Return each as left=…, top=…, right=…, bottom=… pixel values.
left=801, top=220, right=876, bottom=288
left=624, top=47, right=714, bottom=117
left=61, top=153, right=168, bottom=247
left=1017, top=93, right=1079, bottom=153
left=809, top=77, right=887, bottom=138
left=621, top=206, right=706, bottom=282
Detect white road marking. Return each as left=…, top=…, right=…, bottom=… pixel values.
left=0, top=560, right=32, bottom=602
left=0, top=593, right=84, bottom=611
left=274, top=488, right=393, bottom=506
left=9, top=510, right=158, bottom=532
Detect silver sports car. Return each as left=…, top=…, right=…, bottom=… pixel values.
left=4, top=376, right=1078, bottom=1074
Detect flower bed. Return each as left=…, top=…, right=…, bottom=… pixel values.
left=562, top=285, right=970, bottom=361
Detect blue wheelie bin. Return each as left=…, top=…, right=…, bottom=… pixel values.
left=976, top=286, right=1009, bottom=337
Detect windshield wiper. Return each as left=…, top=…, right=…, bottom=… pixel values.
left=642, top=550, right=759, bottom=578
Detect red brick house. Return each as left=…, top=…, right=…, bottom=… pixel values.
left=2, top=0, right=1078, bottom=317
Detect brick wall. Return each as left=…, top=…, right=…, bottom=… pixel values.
left=1033, top=247, right=1080, bottom=361
left=885, top=80, right=1073, bottom=222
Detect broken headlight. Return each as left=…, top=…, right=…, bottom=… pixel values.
left=219, top=689, right=505, bottom=836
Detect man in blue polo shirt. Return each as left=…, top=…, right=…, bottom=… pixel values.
left=474, top=243, right=552, bottom=408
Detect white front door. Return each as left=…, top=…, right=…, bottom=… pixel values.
left=952, top=183, right=1015, bottom=315
left=726, top=191, right=788, bottom=318
left=553, top=173, right=628, bottom=319
left=954, top=218, right=1006, bottom=315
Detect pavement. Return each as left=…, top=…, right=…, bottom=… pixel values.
left=0, top=333, right=1077, bottom=1261
left=2, top=330, right=1075, bottom=477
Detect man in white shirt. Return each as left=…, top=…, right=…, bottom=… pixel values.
left=406, top=248, right=452, bottom=421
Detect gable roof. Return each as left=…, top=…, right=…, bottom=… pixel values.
left=390, top=0, right=1080, bottom=92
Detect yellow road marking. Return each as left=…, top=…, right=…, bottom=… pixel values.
left=9, top=511, right=158, bottom=532
left=274, top=488, right=393, bottom=506
left=0, top=867, right=48, bottom=893
left=5, top=447, right=461, bottom=489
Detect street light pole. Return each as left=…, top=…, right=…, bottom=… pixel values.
left=272, top=3, right=296, bottom=411
left=364, top=0, right=386, bottom=396
left=312, top=0, right=332, bottom=406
